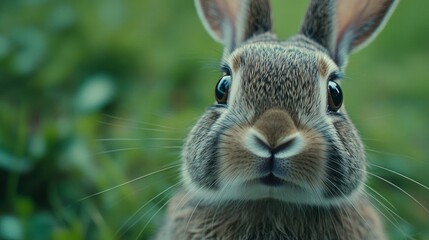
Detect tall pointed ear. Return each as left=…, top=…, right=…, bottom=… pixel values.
left=195, top=0, right=272, bottom=52
left=301, top=0, right=398, bottom=67
left=335, top=0, right=398, bottom=63
left=300, top=0, right=337, bottom=55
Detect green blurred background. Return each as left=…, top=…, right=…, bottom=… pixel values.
left=0, top=0, right=428, bottom=239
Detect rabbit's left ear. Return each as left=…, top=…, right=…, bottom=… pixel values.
left=301, top=0, right=398, bottom=67
left=195, top=0, right=272, bottom=52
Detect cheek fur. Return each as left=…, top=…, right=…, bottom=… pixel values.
left=217, top=125, right=261, bottom=183
left=287, top=128, right=328, bottom=188
left=322, top=115, right=366, bottom=198
left=182, top=109, right=224, bottom=190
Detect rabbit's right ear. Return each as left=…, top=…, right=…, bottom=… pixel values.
left=195, top=0, right=272, bottom=52
left=301, top=0, right=398, bottom=67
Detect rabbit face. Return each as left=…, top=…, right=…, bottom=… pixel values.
left=181, top=0, right=397, bottom=207
left=182, top=37, right=366, bottom=206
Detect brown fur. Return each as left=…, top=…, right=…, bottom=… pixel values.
left=159, top=191, right=385, bottom=240
left=318, top=58, right=329, bottom=78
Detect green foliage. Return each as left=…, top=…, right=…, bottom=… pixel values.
left=0, top=0, right=428, bottom=239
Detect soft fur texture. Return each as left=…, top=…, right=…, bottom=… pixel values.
left=155, top=0, right=398, bottom=239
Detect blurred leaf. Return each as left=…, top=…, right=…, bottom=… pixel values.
left=28, top=131, right=46, bottom=159
left=58, top=137, right=97, bottom=180
left=0, top=35, right=11, bottom=59
left=11, top=27, right=47, bottom=75
left=15, top=197, right=34, bottom=220
left=0, top=148, right=31, bottom=173
left=74, top=74, right=116, bottom=114
left=97, top=0, right=125, bottom=30
left=0, top=215, right=23, bottom=240
left=52, top=224, right=83, bottom=240
left=47, top=4, right=76, bottom=31
left=27, top=212, right=54, bottom=240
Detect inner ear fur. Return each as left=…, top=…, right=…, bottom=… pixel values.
left=195, top=0, right=272, bottom=52
left=301, top=0, right=398, bottom=66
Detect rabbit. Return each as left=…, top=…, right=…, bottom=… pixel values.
left=155, top=0, right=398, bottom=239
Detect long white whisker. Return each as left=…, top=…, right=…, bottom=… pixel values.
left=116, top=182, right=180, bottom=239
left=365, top=189, right=408, bottom=226
left=136, top=195, right=174, bottom=239
left=369, top=162, right=429, bottom=190
left=97, top=137, right=183, bottom=142
left=97, top=147, right=145, bottom=154
left=322, top=166, right=370, bottom=228
left=98, top=121, right=177, bottom=133
left=97, top=146, right=182, bottom=155
left=365, top=191, right=416, bottom=240
left=366, top=148, right=414, bottom=161
left=367, top=172, right=429, bottom=214
left=70, top=164, right=180, bottom=205
left=364, top=184, right=397, bottom=211
left=323, top=163, right=413, bottom=239
left=103, top=113, right=178, bottom=130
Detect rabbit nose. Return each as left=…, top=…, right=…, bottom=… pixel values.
left=244, top=109, right=305, bottom=159
left=244, top=128, right=304, bottom=159
left=253, top=109, right=298, bottom=147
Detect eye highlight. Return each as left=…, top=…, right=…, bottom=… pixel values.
left=327, top=81, right=343, bottom=112
left=215, top=75, right=231, bottom=104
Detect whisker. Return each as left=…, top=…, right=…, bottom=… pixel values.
left=69, top=164, right=180, bottom=206
left=98, top=121, right=180, bottom=133
left=322, top=164, right=415, bottom=239
left=97, top=147, right=147, bottom=155
left=321, top=166, right=370, bottom=228
left=137, top=194, right=174, bottom=239
left=361, top=137, right=383, bottom=142
left=97, top=137, right=183, bottom=142
left=366, top=191, right=416, bottom=240
left=185, top=196, right=205, bottom=233
left=367, top=172, right=429, bottom=214
left=88, top=203, right=111, bottom=237
left=364, top=184, right=397, bottom=211
left=328, top=161, right=428, bottom=238
left=103, top=113, right=178, bottom=130
left=368, top=162, right=429, bottom=190
left=116, top=182, right=180, bottom=239
left=338, top=161, right=429, bottom=217
left=365, top=189, right=408, bottom=226
left=366, top=148, right=415, bottom=161
left=97, top=146, right=182, bottom=155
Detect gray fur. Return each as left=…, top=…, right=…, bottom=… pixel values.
left=159, top=193, right=384, bottom=239
left=155, top=0, right=398, bottom=239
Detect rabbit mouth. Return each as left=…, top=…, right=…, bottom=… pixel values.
left=260, top=173, right=284, bottom=187
left=247, top=173, right=301, bottom=189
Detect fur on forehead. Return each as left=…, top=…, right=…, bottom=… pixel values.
left=223, top=41, right=339, bottom=123
left=224, top=41, right=339, bottom=86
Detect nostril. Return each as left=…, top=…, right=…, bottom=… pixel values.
left=273, top=137, right=296, bottom=153
left=255, top=135, right=270, bottom=149
left=273, top=133, right=304, bottom=159
left=244, top=129, right=304, bottom=159
left=244, top=129, right=272, bottom=158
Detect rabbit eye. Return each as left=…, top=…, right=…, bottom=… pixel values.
left=215, top=75, right=231, bottom=104
left=327, top=81, right=343, bottom=112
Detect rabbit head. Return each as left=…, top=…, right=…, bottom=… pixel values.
left=181, top=0, right=398, bottom=206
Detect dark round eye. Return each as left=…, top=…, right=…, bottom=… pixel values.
left=327, top=81, right=343, bottom=112
left=215, top=75, right=231, bottom=104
